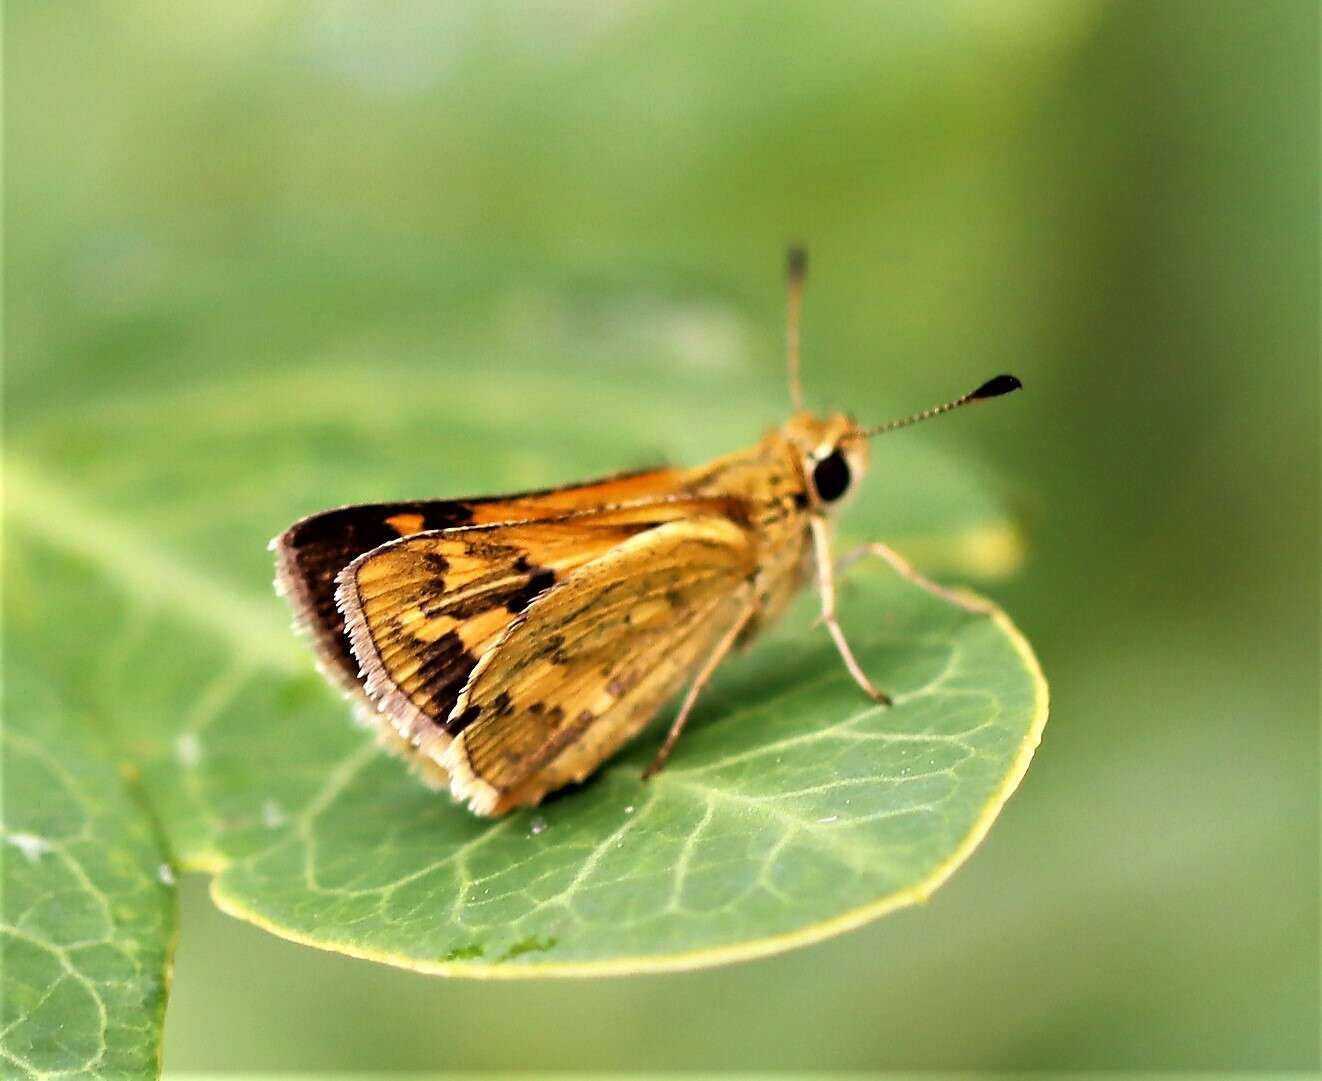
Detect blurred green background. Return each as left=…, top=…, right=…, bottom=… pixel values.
left=6, top=0, right=1317, bottom=1072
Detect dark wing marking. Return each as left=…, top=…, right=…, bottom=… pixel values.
left=272, top=500, right=476, bottom=696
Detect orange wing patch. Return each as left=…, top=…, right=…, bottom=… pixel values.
left=384, top=512, right=427, bottom=535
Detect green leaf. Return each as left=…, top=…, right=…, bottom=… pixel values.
left=5, top=263, right=1044, bottom=983
left=211, top=580, right=1044, bottom=974
left=1, top=646, right=175, bottom=1078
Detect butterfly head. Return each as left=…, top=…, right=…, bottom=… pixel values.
left=780, top=245, right=1021, bottom=512
left=784, top=411, right=870, bottom=510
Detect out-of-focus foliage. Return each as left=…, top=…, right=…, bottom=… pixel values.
left=4, top=0, right=1315, bottom=1072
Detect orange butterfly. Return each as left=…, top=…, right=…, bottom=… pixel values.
left=273, top=249, right=1021, bottom=815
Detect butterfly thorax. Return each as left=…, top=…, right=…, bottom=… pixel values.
left=672, top=412, right=867, bottom=641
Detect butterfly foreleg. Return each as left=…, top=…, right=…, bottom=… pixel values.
left=809, top=516, right=892, bottom=705
left=835, top=540, right=993, bottom=615
left=641, top=586, right=759, bottom=780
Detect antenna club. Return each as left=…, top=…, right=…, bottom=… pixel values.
left=857, top=371, right=1022, bottom=439
left=969, top=374, right=1022, bottom=400
left=787, top=244, right=807, bottom=278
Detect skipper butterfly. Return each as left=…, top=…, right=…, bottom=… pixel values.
left=272, top=249, right=1021, bottom=815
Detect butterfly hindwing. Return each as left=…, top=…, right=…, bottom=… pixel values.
left=335, top=518, right=655, bottom=749
left=441, top=516, right=758, bottom=815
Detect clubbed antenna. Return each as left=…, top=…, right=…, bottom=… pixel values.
left=857, top=375, right=1022, bottom=438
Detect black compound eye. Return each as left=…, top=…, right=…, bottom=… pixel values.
left=811, top=448, right=851, bottom=503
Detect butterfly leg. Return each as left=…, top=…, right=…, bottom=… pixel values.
left=836, top=541, right=993, bottom=615
left=809, top=517, right=892, bottom=705
left=642, top=592, right=758, bottom=779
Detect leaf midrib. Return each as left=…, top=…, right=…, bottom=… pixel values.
left=6, top=458, right=302, bottom=673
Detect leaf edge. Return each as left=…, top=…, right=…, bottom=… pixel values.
left=206, top=596, right=1049, bottom=979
